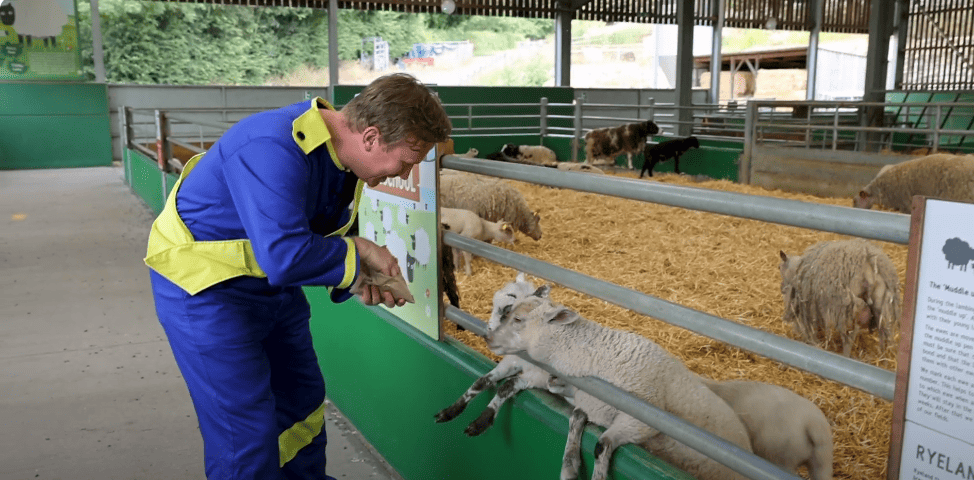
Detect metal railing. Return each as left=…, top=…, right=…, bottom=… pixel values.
left=441, top=155, right=907, bottom=480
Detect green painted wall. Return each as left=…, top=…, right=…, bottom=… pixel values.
left=885, top=91, right=974, bottom=152
left=305, top=290, right=694, bottom=480
left=0, top=82, right=112, bottom=170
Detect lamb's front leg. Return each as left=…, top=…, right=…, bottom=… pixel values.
left=673, top=153, right=681, bottom=174
left=467, top=363, right=557, bottom=435
left=434, top=357, right=523, bottom=423
left=561, top=407, right=589, bottom=480
left=591, top=414, right=657, bottom=480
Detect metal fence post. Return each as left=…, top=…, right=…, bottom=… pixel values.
left=120, top=106, right=132, bottom=186
left=155, top=110, right=172, bottom=173
left=573, top=95, right=584, bottom=163
left=932, top=104, right=941, bottom=153
left=539, top=97, right=548, bottom=142
left=741, top=101, right=757, bottom=184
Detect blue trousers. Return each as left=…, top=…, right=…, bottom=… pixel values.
left=150, top=271, right=335, bottom=480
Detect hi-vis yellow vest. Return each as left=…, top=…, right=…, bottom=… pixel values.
left=145, top=98, right=363, bottom=295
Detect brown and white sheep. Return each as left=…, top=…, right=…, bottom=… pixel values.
left=584, top=120, right=661, bottom=169
left=440, top=172, right=542, bottom=241
left=440, top=207, right=516, bottom=275
left=853, top=153, right=974, bottom=213
left=778, top=238, right=902, bottom=357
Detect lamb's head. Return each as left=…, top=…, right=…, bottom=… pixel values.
left=488, top=272, right=539, bottom=330
left=486, top=285, right=568, bottom=355
left=501, top=144, right=520, bottom=158
left=496, top=222, right=517, bottom=246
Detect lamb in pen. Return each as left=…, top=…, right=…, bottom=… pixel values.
left=487, top=289, right=753, bottom=480
left=640, top=136, right=700, bottom=178
left=439, top=207, right=516, bottom=275
left=584, top=120, right=661, bottom=169
left=779, top=238, right=902, bottom=358
left=853, top=153, right=974, bottom=213
left=440, top=172, right=542, bottom=241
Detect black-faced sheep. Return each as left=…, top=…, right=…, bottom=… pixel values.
left=853, top=153, right=974, bottom=213
left=698, top=378, right=834, bottom=480
left=487, top=290, right=752, bottom=480
left=639, top=136, right=700, bottom=178
left=942, top=237, right=974, bottom=271
left=440, top=207, right=516, bottom=275
left=778, top=238, right=902, bottom=357
left=440, top=172, right=542, bottom=241
left=584, top=120, right=661, bottom=169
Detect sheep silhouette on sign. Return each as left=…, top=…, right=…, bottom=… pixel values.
left=942, top=237, right=974, bottom=272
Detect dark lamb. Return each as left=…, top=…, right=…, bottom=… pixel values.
left=640, top=136, right=700, bottom=178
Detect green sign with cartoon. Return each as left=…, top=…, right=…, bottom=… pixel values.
left=0, top=0, right=82, bottom=80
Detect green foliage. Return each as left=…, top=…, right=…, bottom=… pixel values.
left=74, top=1, right=555, bottom=85
left=575, top=25, right=652, bottom=45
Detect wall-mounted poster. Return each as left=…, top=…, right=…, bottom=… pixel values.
left=889, top=198, right=974, bottom=480
left=0, top=0, right=82, bottom=80
left=357, top=149, right=441, bottom=340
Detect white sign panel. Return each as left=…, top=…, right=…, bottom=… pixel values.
left=896, top=198, right=974, bottom=480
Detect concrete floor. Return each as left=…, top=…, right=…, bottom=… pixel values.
left=0, top=166, right=403, bottom=480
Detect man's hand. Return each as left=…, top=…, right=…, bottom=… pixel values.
left=350, top=237, right=409, bottom=308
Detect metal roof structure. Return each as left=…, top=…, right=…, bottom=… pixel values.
left=159, top=0, right=872, bottom=33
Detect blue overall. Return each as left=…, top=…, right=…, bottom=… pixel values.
left=148, top=98, right=361, bottom=480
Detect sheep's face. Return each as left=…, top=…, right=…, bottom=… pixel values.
left=488, top=274, right=537, bottom=331
left=486, top=296, right=545, bottom=355
left=523, top=212, right=543, bottom=241
left=778, top=250, right=802, bottom=294
left=853, top=189, right=875, bottom=209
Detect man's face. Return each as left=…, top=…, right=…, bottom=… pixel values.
left=362, top=138, right=432, bottom=188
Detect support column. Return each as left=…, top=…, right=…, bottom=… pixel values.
left=674, top=0, right=694, bottom=137
left=892, top=0, right=909, bottom=88
left=709, top=0, right=724, bottom=104
left=862, top=0, right=895, bottom=151
left=555, top=1, right=573, bottom=87
left=90, top=0, right=106, bottom=83
left=328, top=0, right=339, bottom=99
left=805, top=0, right=823, bottom=100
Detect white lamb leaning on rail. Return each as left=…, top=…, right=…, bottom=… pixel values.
left=487, top=291, right=752, bottom=480
left=779, top=238, right=901, bottom=358
left=434, top=273, right=570, bottom=436
left=440, top=172, right=542, bottom=241
left=698, top=378, right=834, bottom=480
left=853, top=153, right=974, bottom=213
left=440, top=207, right=516, bottom=275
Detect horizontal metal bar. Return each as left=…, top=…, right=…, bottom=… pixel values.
left=168, top=138, right=205, bottom=155
left=443, top=232, right=896, bottom=401
left=165, top=113, right=234, bottom=131
left=445, top=304, right=801, bottom=480
left=130, top=142, right=156, bottom=160
left=442, top=157, right=910, bottom=245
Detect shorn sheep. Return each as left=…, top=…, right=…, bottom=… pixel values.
left=779, top=238, right=901, bottom=357
left=487, top=289, right=752, bottom=480
left=853, top=153, right=974, bottom=213
left=698, top=378, right=834, bottom=480
left=439, top=207, right=516, bottom=275
left=584, top=120, right=661, bottom=169
left=440, top=172, right=542, bottom=241
left=639, top=136, right=700, bottom=178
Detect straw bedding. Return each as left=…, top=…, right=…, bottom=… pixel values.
left=443, top=169, right=905, bottom=480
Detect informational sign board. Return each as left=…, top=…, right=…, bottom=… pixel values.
left=357, top=149, right=442, bottom=340
left=889, top=197, right=974, bottom=480
left=0, top=0, right=82, bottom=80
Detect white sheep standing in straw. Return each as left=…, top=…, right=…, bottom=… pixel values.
left=779, top=238, right=901, bottom=358
left=487, top=288, right=752, bottom=480
left=853, top=153, right=974, bottom=213
left=440, top=172, right=542, bottom=241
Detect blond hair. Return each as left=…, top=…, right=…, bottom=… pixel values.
left=341, top=73, right=452, bottom=148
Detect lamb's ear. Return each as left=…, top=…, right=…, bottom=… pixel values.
left=515, top=271, right=527, bottom=283
left=501, top=223, right=514, bottom=235
left=532, top=285, right=551, bottom=298
left=779, top=250, right=788, bottom=263
left=543, top=305, right=580, bottom=325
